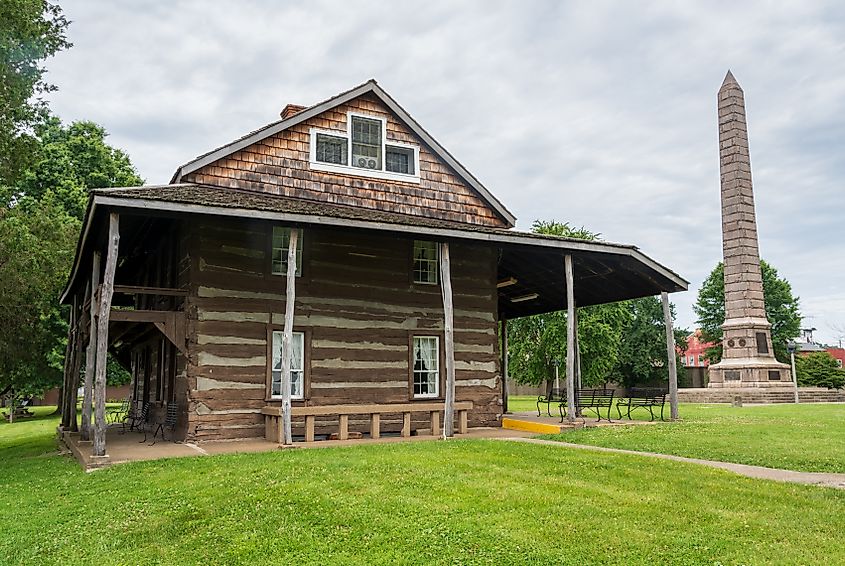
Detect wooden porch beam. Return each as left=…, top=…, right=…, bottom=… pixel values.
left=565, top=254, right=576, bottom=423
left=93, top=213, right=119, bottom=457
left=280, top=228, right=299, bottom=446
left=81, top=252, right=100, bottom=441
left=661, top=292, right=679, bottom=421
left=440, top=242, right=456, bottom=438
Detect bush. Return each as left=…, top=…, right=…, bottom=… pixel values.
left=795, top=352, right=845, bottom=389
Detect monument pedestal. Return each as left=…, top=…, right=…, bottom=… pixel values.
left=707, top=317, right=790, bottom=387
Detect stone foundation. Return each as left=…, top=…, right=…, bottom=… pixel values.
left=678, top=387, right=844, bottom=404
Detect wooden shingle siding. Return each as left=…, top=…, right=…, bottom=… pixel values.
left=182, top=218, right=501, bottom=440
left=183, top=93, right=507, bottom=229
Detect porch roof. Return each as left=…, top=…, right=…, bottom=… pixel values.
left=61, top=184, right=687, bottom=317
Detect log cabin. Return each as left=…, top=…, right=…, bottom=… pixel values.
left=58, top=80, right=687, bottom=456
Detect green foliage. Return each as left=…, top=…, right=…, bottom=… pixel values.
left=694, top=261, right=801, bottom=363
left=0, top=0, right=70, bottom=185
left=0, top=194, right=79, bottom=396
left=795, top=352, right=845, bottom=389
left=612, top=297, right=687, bottom=388
left=0, top=116, right=143, bottom=396
left=14, top=117, right=143, bottom=218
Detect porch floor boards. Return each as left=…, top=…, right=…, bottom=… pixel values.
left=61, top=425, right=536, bottom=471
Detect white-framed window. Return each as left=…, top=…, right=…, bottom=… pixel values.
left=315, top=133, right=347, bottom=165
left=308, top=112, right=421, bottom=183
left=412, top=336, right=439, bottom=398
left=271, top=331, right=304, bottom=399
left=413, top=240, right=438, bottom=285
left=271, top=227, right=303, bottom=276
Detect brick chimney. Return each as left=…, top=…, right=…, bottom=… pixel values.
left=281, top=104, right=306, bottom=119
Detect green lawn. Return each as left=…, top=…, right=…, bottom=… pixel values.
left=1, top=407, right=845, bottom=564
left=508, top=395, right=845, bottom=473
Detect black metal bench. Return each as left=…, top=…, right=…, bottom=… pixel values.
left=559, top=388, right=615, bottom=422
left=124, top=401, right=149, bottom=434
left=106, top=399, right=130, bottom=424
left=146, top=403, right=178, bottom=445
left=616, top=388, right=667, bottom=421
left=537, top=384, right=566, bottom=417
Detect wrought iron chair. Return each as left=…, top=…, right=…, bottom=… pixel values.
left=146, top=404, right=178, bottom=445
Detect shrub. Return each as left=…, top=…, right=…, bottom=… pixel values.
left=795, top=352, right=845, bottom=389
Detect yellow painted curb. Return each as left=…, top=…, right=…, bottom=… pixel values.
left=502, top=418, right=563, bottom=435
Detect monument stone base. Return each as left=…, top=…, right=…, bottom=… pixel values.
left=708, top=359, right=792, bottom=388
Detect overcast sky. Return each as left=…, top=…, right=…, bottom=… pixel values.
left=44, top=1, right=845, bottom=344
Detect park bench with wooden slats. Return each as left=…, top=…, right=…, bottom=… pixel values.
left=559, top=388, right=616, bottom=422
left=261, top=402, right=474, bottom=444
left=536, top=383, right=566, bottom=417
left=616, top=388, right=667, bottom=421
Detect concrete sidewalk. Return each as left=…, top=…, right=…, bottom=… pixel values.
left=503, top=437, right=845, bottom=490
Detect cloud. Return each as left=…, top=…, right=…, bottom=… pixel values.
left=45, top=0, right=845, bottom=343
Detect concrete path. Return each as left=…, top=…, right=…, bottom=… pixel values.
left=503, top=437, right=845, bottom=490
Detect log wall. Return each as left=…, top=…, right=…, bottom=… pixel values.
left=182, top=93, right=508, bottom=228
left=183, top=217, right=502, bottom=441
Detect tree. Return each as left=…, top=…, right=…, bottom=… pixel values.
left=0, top=193, right=79, bottom=397
left=12, top=116, right=144, bottom=218
left=506, top=221, right=631, bottom=387
left=0, top=0, right=70, bottom=186
left=795, top=352, right=845, bottom=389
left=694, top=261, right=801, bottom=363
left=0, top=117, right=142, bottom=400
left=611, top=296, right=688, bottom=389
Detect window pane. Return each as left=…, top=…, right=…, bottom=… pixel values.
left=386, top=146, right=414, bottom=175
left=316, top=134, right=347, bottom=165
left=413, top=240, right=438, bottom=284
left=412, top=336, right=439, bottom=397
left=272, top=330, right=305, bottom=399
left=351, top=116, right=382, bottom=170
left=271, top=227, right=303, bottom=276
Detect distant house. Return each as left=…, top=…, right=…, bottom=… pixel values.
left=682, top=330, right=714, bottom=368
left=57, top=80, right=686, bottom=454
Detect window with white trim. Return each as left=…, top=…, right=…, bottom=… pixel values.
left=316, top=133, right=347, bottom=165
left=413, top=240, right=438, bottom=284
left=309, top=112, right=420, bottom=182
left=271, top=331, right=304, bottom=399
left=271, top=227, right=303, bottom=276
left=412, top=336, right=439, bottom=398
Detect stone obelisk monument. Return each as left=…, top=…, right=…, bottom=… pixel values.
left=708, top=71, right=790, bottom=388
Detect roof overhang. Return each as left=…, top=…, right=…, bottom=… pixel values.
left=60, top=189, right=687, bottom=311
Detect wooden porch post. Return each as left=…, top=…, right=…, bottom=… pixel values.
left=68, top=296, right=84, bottom=432
left=440, top=242, right=456, bottom=438
left=93, top=213, right=119, bottom=457
left=59, top=298, right=76, bottom=429
left=501, top=317, right=508, bottom=414
left=564, top=255, right=576, bottom=423
left=661, top=292, right=679, bottom=421
left=280, top=228, right=299, bottom=446
left=574, top=307, right=583, bottom=417
left=81, top=252, right=101, bottom=441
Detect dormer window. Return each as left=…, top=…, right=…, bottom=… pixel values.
left=351, top=116, right=382, bottom=170
left=309, top=112, right=420, bottom=183
left=315, top=133, right=347, bottom=165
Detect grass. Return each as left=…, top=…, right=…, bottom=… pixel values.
left=1, top=407, right=845, bottom=564
left=508, top=396, right=845, bottom=473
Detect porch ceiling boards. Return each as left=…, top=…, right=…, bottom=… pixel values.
left=62, top=183, right=688, bottom=317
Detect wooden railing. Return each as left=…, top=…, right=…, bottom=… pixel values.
left=261, top=402, right=474, bottom=444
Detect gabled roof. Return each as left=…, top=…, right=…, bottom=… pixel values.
left=171, top=79, right=517, bottom=227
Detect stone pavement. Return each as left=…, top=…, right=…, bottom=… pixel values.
left=503, top=437, right=845, bottom=490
